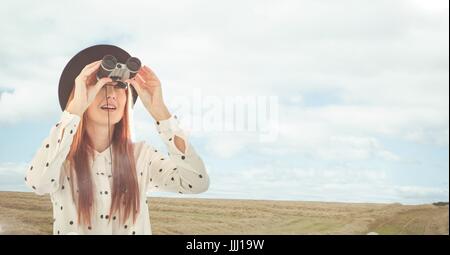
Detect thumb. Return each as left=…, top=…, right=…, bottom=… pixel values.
left=126, top=78, right=143, bottom=95
left=92, top=77, right=112, bottom=94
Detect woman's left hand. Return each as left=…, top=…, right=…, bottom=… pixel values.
left=126, top=65, right=171, bottom=121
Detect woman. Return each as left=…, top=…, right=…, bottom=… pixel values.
left=24, top=45, right=209, bottom=235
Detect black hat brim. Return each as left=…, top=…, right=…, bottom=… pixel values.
left=58, top=44, right=139, bottom=111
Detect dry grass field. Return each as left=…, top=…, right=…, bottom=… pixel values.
left=0, top=191, right=448, bottom=235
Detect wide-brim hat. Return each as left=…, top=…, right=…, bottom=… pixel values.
left=58, top=44, right=139, bottom=111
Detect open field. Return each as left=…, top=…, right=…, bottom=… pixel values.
left=0, top=191, right=448, bottom=235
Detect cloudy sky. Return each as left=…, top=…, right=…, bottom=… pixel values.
left=0, top=0, right=448, bottom=204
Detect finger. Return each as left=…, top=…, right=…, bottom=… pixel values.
left=80, top=60, right=101, bottom=73
left=92, top=77, right=112, bottom=94
left=125, top=78, right=138, bottom=88
left=138, top=66, right=157, bottom=81
left=74, top=61, right=102, bottom=92
left=130, top=74, right=147, bottom=91
left=85, top=60, right=102, bottom=68
left=80, top=61, right=101, bottom=77
left=143, top=65, right=157, bottom=76
left=136, top=73, right=147, bottom=85
left=83, top=61, right=101, bottom=75
left=137, top=68, right=147, bottom=78
left=137, top=72, right=161, bottom=89
left=126, top=78, right=145, bottom=96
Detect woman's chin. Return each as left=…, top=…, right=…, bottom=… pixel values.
left=96, top=111, right=122, bottom=124
left=109, top=115, right=122, bottom=124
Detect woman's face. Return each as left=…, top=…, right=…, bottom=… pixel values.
left=86, top=82, right=128, bottom=125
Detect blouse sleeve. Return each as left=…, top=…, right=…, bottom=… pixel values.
left=141, top=115, right=210, bottom=194
left=25, top=110, right=81, bottom=195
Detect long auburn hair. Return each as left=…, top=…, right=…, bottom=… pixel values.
left=65, top=85, right=140, bottom=226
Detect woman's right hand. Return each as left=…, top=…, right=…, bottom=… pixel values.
left=66, top=60, right=112, bottom=117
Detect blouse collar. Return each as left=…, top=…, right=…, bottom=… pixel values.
left=93, top=144, right=113, bottom=158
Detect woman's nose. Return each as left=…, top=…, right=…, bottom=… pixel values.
left=105, top=86, right=117, bottom=99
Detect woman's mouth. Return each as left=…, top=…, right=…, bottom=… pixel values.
left=100, top=105, right=117, bottom=112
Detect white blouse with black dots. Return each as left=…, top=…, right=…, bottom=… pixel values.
left=24, top=110, right=209, bottom=235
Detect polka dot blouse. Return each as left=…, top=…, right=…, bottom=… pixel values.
left=24, top=110, right=209, bottom=235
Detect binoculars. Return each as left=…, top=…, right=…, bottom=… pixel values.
left=96, top=55, right=141, bottom=89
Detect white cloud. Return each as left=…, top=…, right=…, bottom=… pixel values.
left=0, top=83, right=58, bottom=123
left=203, top=133, right=255, bottom=159
left=393, top=186, right=449, bottom=200
left=0, top=162, right=27, bottom=174
left=0, top=162, right=28, bottom=191
left=315, top=136, right=401, bottom=161
left=204, top=163, right=448, bottom=204
left=410, top=0, right=449, bottom=13
left=280, top=103, right=448, bottom=148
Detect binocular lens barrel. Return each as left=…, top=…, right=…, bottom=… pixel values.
left=96, top=55, right=142, bottom=81
left=97, top=55, right=117, bottom=79
left=126, top=57, right=141, bottom=78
